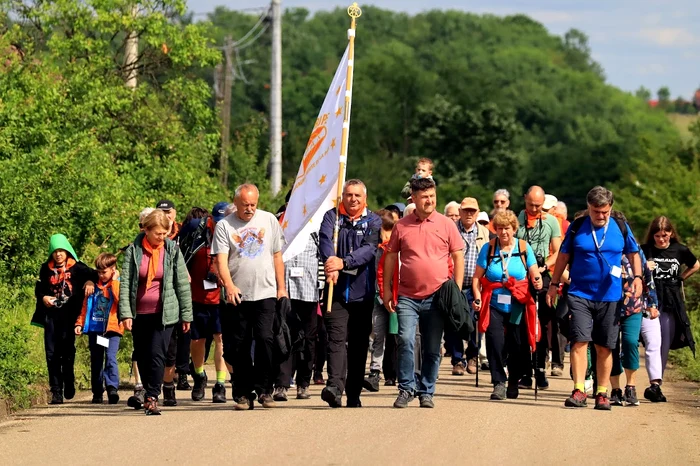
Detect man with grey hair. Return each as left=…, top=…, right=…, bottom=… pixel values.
left=212, top=183, right=287, bottom=410
left=444, top=201, right=460, bottom=222
left=547, top=186, right=642, bottom=410
left=319, top=179, right=381, bottom=408
left=489, top=189, right=510, bottom=233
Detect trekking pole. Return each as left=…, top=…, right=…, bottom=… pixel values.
left=534, top=296, right=539, bottom=402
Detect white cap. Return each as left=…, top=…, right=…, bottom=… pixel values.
left=543, top=194, right=558, bottom=211
left=477, top=211, right=490, bottom=224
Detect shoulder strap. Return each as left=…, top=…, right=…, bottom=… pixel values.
left=486, top=238, right=497, bottom=268
left=518, top=239, right=528, bottom=269
left=611, top=215, right=628, bottom=239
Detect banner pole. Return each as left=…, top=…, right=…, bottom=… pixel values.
left=326, top=2, right=362, bottom=314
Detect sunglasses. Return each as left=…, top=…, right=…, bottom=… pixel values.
left=493, top=200, right=507, bottom=205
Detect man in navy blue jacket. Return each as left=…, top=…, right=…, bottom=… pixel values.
left=319, top=179, right=381, bottom=408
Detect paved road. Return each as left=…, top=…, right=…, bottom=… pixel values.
left=1, top=358, right=699, bottom=465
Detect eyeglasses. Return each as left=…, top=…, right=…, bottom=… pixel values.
left=493, top=200, right=507, bottom=205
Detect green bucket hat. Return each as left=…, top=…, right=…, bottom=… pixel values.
left=48, top=234, right=79, bottom=262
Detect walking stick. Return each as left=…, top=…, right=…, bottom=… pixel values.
left=534, top=293, right=540, bottom=402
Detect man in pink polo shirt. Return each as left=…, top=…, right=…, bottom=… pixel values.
left=382, top=177, right=464, bottom=408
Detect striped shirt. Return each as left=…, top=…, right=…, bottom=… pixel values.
left=285, top=234, right=320, bottom=302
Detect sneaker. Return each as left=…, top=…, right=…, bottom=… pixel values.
left=644, top=384, right=667, bottom=403
left=191, top=372, right=207, bottom=401
left=91, top=394, right=103, bottom=404
left=518, top=376, right=533, bottom=390
left=212, top=382, right=227, bottom=403
left=490, top=383, right=506, bottom=401
left=258, top=393, right=276, bottom=408
left=273, top=386, right=288, bottom=402
left=452, top=362, right=466, bottom=376
left=64, top=381, right=76, bottom=400
left=313, top=373, right=325, bottom=385
left=506, top=383, right=519, bottom=399
left=162, top=383, right=177, bottom=407
left=127, top=388, right=145, bottom=410
left=346, top=397, right=362, bottom=408
left=362, top=370, right=380, bottom=392
left=233, top=396, right=254, bottom=411
left=584, top=378, right=594, bottom=396
left=551, top=366, right=563, bottom=377
left=564, top=389, right=588, bottom=408
left=143, top=396, right=161, bottom=415
left=49, top=391, right=64, bottom=405
left=296, top=386, right=311, bottom=400
left=419, top=394, right=435, bottom=408
left=610, top=388, right=624, bottom=406
left=321, top=386, right=343, bottom=408
left=176, top=373, right=191, bottom=391
left=106, top=386, right=119, bottom=405
left=467, top=358, right=478, bottom=375
left=624, top=385, right=639, bottom=406
left=594, top=392, right=612, bottom=411
left=384, top=379, right=396, bottom=386
left=393, top=389, right=414, bottom=408
left=535, top=372, right=549, bottom=390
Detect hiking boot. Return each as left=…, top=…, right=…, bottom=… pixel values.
left=481, top=361, right=490, bottom=370
left=191, top=372, right=207, bottom=401
left=64, top=380, right=76, bottom=400
left=419, top=394, right=435, bottom=408
left=490, top=383, right=506, bottom=401
left=535, top=372, right=549, bottom=390
left=313, top=372, right=325, bottom=385
left=564, top=389, right=588, bottom=408
left=162, top=383, right=177, bottom=407
left=346, top=397, right=362, bottom=408
left=212, top=382, right=227, bottom=403
left=362, top=370, right=381, bottom=392
left=644, top=384, right=667, bottom=403
left=384, top=378, right=396, bottom=386
left=506, top=383, right=519, bottom=399
left=321, top=386, right=343, bottom=408
left=233, top=396, right=254, bottom=411
left=258, top=393, right=276, bottom=408
left=127, top=387, right=145, bottom=409
left=551, top=366, right=564, bottom=377
left=624, top=385, right=639, bottom=406
left=610, top=388, right=624, bottom=406
left=176, top=373, right=191, bottom=391
left=466, top=358, right=478, bottom=375
left=143, top=396, right=161, bottom=415
left=49, top=391, right=64, bottom=405
left=91, top=394, right=103, bottom=404
left=518, top=376, right=533, bottom=389
left=296, top=386, right=311, bottom=400
left=452, top=362, right=465, bottom=376
left=594, top=392, right=612, bottom=411
left=106, top=386, right=119, bottom=405
left=393, top=389, right=414, bottom=408
left=273, top=386, right=288, bottom=402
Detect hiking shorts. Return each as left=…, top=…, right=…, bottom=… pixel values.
left=190, top=303, right=222, bottom=340
left=568, top=295, right=619, bottom=349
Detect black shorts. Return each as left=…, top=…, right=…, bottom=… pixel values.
left=190, top=303, right=222, bottom=340
left=567, top=295, right=619, bottom=349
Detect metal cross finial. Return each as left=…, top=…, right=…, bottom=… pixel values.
left=347, top=2, right=362, bottom=18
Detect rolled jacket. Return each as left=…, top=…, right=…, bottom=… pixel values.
left=656, top=279, right=696, bottom=356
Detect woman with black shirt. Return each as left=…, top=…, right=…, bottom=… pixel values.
left=642, top=216, right=698, bottom=391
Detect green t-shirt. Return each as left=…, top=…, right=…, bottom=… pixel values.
left=515, top=211, right=561, bottom=261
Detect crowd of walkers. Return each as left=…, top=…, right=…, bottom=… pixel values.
left=33, top=157, right=698, bottom=414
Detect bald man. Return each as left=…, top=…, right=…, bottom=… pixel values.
left=515, top=186, right=562, bottom=390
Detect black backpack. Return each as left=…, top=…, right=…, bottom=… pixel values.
left=179, top=216, right=211, bottom=266
left=565, top=213, right=629, bottom=266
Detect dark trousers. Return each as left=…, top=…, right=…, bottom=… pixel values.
left=276, top=300, right=318, bottom=389
left=523, top=274, right=564, bottom=376
left=226, top=299, right=276, bottom=399
left=166, top=325, right=191, bottom=373
left=44, top=313, right=76, bottom=394
left=133, top=314, right=175, bottom=399
left=324, top=299, right=373, bottom=400
left=485, top=307, right=525, bottom=385
left=383, top=335, right=398, bottom=380
left=314, top=315, right=327, bottom=376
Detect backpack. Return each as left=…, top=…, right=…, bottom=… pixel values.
left=486, top=238, right=529, bottom=271
left=179, top=216, right=211, bottom=266
left=565, top=213, right=628, bottom=266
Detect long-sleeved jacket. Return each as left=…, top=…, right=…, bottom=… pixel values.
left=118, top=233, right=193, bottom=325
left=319, top=207, right=381, bottom=303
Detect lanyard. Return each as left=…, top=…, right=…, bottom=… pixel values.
left=591, top=220, right=609, bottom=251
left=498, top=242, right=515, bottom=281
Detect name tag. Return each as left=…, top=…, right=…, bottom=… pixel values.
left=610, top=266, right=622, bottom=278
left=497, top=294, right=512, bottom=305
left=96, top=335, right=110, bottom=348
left=203, top=280, right=218, bottom=290
left=290, top=267, right=304, bottom=278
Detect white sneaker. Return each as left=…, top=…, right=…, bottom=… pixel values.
left=584, top=378, right=594, bottom=395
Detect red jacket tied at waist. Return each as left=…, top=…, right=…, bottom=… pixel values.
left=478, top=276, right=540, bottom=352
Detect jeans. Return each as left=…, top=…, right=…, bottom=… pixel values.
left=44, top=313, right=76, bottom=395
left=444, top=289, right=477, bottom=365
left=132, top=313, right=175, bottom=399
left=396, top=294, right=444, bottom=396
left=369, top=302, right=397, bottom=379
left=88, top=333, right=121, bottom=395
left=612, top=311, right=643, bottom=376
left=276, top=300, right=318, bottom=389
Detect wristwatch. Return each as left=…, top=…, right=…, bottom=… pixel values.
left=549, top=282, right=560, bottom=288
left=634, top=275, right=643, bottom=280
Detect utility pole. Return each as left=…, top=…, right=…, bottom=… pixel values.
left=124, top=5, right=139, bottom=89
left=220, top=36, right=234, bottom=189
left=269, top=0, right=283, bottom=195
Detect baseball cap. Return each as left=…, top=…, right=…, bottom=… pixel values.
left=459, top=197, right=479, bottom=211
left=477, top=211, right=490, bottom=224
left=156, top=199, right=175, bottom=211
left=543, top=194, right=558, bottom=211
left=391, top=202, right=406, bottom=214
left=212, top=202, right=229, bottom=222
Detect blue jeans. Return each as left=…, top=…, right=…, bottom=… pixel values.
left=396, top=294, right=444, bottom=396
left=444, top=289, right=477, bottom=365
left=88, top=333, right=121, bottom=395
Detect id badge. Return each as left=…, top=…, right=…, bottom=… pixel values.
left=610, top=266, right=622, bottom=278
left=497, top=294, right=512, bottom=305
left=290, top=267, right=304, bottom=278
left=96, top=335, right=110, bottom=348
left=203, top=280, right=218, bottom=290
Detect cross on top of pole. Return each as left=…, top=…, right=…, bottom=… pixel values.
left=347, top=2, right=362, bottom=18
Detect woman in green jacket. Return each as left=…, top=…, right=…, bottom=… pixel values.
left=119, top=209, right=193, bottom=415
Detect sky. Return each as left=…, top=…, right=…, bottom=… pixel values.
left=189, top=0, right=700, bottom=99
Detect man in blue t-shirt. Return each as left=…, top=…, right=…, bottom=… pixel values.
left=546, top=186, right=642, bottom=411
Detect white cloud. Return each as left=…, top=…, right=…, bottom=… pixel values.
left=639, top=28, right=696, bottom=46
left=637, top=63, right=666, bottom=75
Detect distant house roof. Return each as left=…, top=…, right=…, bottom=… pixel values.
left=648, top=99, right=659, bottom=107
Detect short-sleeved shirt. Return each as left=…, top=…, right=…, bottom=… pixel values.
left=211, top=210, right=283, bottom=302
left=642, top=242, right=698, bottom=283
left=561, top=217, right=639, bottom=302
left=476, top=240, right=536, bottom=313
left=516, top=211, right=561, bottom=261
left=387, top=211, right=463, bottom=300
